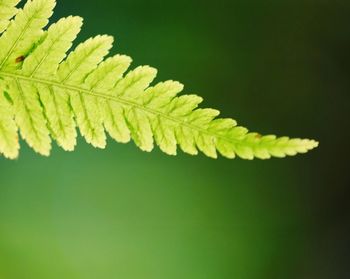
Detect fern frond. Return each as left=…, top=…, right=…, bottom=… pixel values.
left=0, top=0, right=318, bottom=160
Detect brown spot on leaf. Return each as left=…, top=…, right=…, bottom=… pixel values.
left=15, top=55, right=25, bottom=63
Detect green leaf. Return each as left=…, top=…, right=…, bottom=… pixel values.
left=0, top=0, right=319, bottom=160
left=0, top=80, right=19, bottom=158
left=0, top=0, right=56, bottom=71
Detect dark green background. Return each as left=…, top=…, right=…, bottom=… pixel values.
left=0, top=0, right=349, bottom=278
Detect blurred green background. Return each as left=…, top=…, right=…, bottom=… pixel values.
left=0, top=0, right=349, bottom=278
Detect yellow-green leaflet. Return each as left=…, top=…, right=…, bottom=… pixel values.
left=0, top=0, right=20, bottom=33
left=0, top=0, right=318, bottom=160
